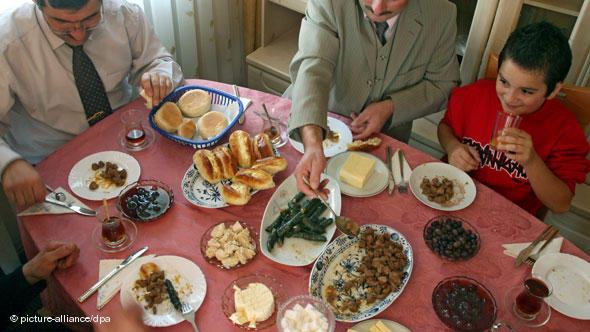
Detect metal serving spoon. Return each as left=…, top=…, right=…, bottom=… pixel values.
left=302, top=176, right=359, bottom=237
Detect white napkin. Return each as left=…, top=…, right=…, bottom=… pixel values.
left=17, top=187, right=91, bottom=216
left=97, top=255, right=155, bottom=310
left=502, top=237, right=563, bottom=259
left=239, top=97, right=252, bottom=110
left=391, top=149, right=412, bottom=185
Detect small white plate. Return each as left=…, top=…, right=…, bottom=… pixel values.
left=260, top=173, right=340, bottom=266
left=68, top=151, right=141, bottom=200
left=289, top=117, right=353, bottom=157
left=409, top=162, right=476, bottom=211
left=351, top=319, right=411, bottom=332
left=532, top=252, right=590, bottom=320
left=325, top=151, right=388, bottom=197
left=120, top=255, right=207, bottom=327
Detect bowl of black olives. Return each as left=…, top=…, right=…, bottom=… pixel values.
left=117, top=179, right=173, bottom=222
left=424, top=215, right=480, bottom=261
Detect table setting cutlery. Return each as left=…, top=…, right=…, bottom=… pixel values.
left=386, top=146, right=395, bottom=195
left=513, top=224, right=558, bottom=267
left=232, top=84, right=251, bottom=125
left=389, top=148, right=412, bottom=195
left=17, top=185, right=97, bottom=217
left=397, top=150, right=408, bottom=194
left=525, top=229, right=560, bottom=265
left=182, top=302, right=199, bottom=332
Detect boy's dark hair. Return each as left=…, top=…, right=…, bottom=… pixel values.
left=36, top=0, right=95, bottom=10
left=499, top=22, right=572, bottom=96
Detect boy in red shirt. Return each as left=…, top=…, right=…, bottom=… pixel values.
left=438, top=22, right=590, bottom=216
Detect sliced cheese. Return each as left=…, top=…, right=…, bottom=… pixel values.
left=339, top=152, right=376, bottom=189
left=369, top=321, right=392, bottom=332
left=347, top=329, right=361, bottom=332
left=231, top=283, right=274, bottom=328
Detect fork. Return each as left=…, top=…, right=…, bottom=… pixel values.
left=397, top=150, right=408, bottom=194
left=181, top=302, right=199, bottom=332
left=525, top=229, right=560, bottom=266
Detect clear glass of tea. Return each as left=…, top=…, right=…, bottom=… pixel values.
left=121, top=109, right=147, bottom=149
left=504, top=275, right=552, bottom=327
left=490, top=109, right=522, bottom=150
left=101, top=216, right=127, bottom=248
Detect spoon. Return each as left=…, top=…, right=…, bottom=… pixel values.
left=45, top=184, right=66, bottom=202
left=261, top=103, right=280, bottom=139
left=302, top=176, right=360, bottom=236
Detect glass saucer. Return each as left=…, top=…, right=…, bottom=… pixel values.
left=504, top=286, right=551, bottom=327
left=117, top=126, right=155, bottom=152
left=91, top=218, right=138, bottom=253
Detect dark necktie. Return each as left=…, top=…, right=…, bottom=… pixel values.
left=71, top=45, right=112, bottom=126
left=375, top=21, right=389, bottom=46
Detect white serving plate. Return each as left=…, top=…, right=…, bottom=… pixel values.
left=289, top=117, right=353, bottom=157
left=325, top=151, right=388, bottom=197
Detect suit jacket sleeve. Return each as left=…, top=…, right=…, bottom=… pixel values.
left=386, top=2, right=460, bottom=128
left=0, top=267, right=46, bottom=330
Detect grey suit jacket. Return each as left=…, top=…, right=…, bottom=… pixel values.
left=285, top=0, right=460, bottom=143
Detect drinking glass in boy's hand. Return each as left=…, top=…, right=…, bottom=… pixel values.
left=496, top=127, right=539, bottom=167
left=446, top=142, right=481, bottom=172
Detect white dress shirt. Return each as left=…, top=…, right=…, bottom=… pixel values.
left=0, top=0, right=183, bottom=174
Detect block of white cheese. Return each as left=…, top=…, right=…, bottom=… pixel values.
left=339, top=152, right=376, bottom=189
left=230, top=283, right=274, bottom=328
left=369, top=320, right=392, bottom=332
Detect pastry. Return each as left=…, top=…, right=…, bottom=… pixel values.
left=213, top=145, right=237, bottom=179
left=197, top=111, right=228, bottom=139
left=221, top=182, right=251, bottom=206
left=177, top=89, right=211, bottom=117
left=347, top=137, right=382, bottom=151
left=251, top=156, right=287, bottom=175
left=177, top=118, right=196, bottom=139
left=192, top=149, right=223, bottom=184
left=153, top=102, right=183, bottom=133
left=253, top=133, right=274, bottom=160
left=233, top=168, right=275, bottom=190
left=229, top=130, right=254, bottom=168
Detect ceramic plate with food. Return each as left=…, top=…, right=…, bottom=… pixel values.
left=289, top=117, right=353, bottom=157
left=120, top=255, right=207, bottom=327
left=260, top=173, right=340, bottom=266
left=200, top=220, right=258, bottom=269
left=68, top=151, right=141, bottom=200
left=325, top=151, right=388, bottom=197
left=309, top=224, right=413, bottom=322
left=409, top=162, right=476, bottom=211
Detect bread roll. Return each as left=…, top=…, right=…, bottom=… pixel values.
left=253, top=133, right=274, bottom=160
left=347, top=137, right=382, bottom=151
left=154, top=102, right=183, bottom=132
left=192, top=149, right=223, bottom=184
left=229, top=130, right=254, bottom=168
left=221, top=182, right=251, bottom=206
left=251, top=156, right=288, bottom=175
left=139, top=262, right=160, bottom=280
left=177, top=89, right=211, bottom=117
left=139, top=89, right=152, bottom=109
left=197, top=111, right=228, bottom=139
left=234, top=168, right=275, bottom=190
left=213, top=145, right=237, bottom=179
left=177, top=118, right=196, bottom=140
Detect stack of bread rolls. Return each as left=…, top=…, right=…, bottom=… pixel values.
left=192, top=130, right=288, bottom=205
left=152, top=89, right=229, bottom=141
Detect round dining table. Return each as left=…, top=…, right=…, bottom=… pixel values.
left=19, top=79, right=589, bottom=331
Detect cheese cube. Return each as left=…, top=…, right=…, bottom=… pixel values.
left=339, top=152, right=376, bottom=189
left=347, top=329, right=360, bottom=332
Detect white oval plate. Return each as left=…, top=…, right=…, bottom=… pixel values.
left=289, top=117, right=353, bottom=157
left=351, top=319, right=411, bottom=332
left=120, top=255, right=207, bottom=327
left=68, top=151, right=141, bottom=200
left=325, top=151, right=388, bottom=197
left=532, top=252, right=590, bottom=320
left=408, top=162, right=476, bottom=211
left=260, top=173, right=341, bottom=266
left=309, top=224, right=413, bottom=322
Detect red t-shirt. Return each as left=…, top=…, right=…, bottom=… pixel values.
left=441, top=79, right=590, bottom=215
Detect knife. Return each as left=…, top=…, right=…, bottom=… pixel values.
left=514, top=224, right=553, bottom=267
left=233, top=85, right=245, bottom=125
left=45, top=196, right=97, bottom=216
left=78, top=246, right=148, bottom=303
left=386, top=146, right=395, bottom=194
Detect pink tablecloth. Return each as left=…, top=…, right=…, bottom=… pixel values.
left=20, top=79, right=589, bottom=331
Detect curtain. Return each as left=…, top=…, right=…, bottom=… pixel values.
left=243, top=0, right=262, bottom=55
left=134, top=0, right=246, bottom=85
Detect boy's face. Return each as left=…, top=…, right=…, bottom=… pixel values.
left=496, top=59, right=561, bottom=116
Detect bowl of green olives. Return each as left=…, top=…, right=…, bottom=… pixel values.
left=117, top=179, right=173, bottom=222
left=424, top=215, right=480, bottom=261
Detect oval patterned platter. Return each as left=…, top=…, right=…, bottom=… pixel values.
left=309, top=224, right=413, bottom=322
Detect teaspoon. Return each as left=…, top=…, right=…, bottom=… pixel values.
left=45, top=184, right=66, bottom=202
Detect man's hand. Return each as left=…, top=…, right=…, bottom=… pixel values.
left=140, top=72, right=173, bottom=107
left=2, top=159, right=45, bottom=209
left=350, top=99, right=394, bottom=140
left=22, top=241, right=79, bottom=285
left=295, top=125, right=329, bottom=199
left=447, top=142, right=481, bottom=172
left=497, top=127, right=539, bottom=167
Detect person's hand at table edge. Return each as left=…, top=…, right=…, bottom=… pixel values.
left=22, top=241, right=79, bottom=285
left=140, top=72, right=173, bottom=107
left=1, top=159, right=46, bottom=209
left=350, top=99, right=394, bottom=140
left=295, top=125, right=329, bottom=200
left=447, top=141, right=481, bottom=172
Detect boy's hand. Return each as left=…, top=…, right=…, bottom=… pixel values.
left=497, top=127, right=539, bottom=167
left=447, top=143, right=481, bottom=172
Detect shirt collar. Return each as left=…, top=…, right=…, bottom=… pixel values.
left=364, top=12, right=400, bottom=34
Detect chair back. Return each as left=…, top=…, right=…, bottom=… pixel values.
left=485, top=53, right=590, bottom=133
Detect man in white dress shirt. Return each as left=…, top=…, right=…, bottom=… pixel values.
left=0, top=0, right=184, bottom=209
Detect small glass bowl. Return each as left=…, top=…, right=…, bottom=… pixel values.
left=432, top=276, right=497, bottom=332
left=116, top=179, right=173, bottom=222
left=277, top=295, right=335, bottom=332
left=423, top=215, right=480, bottom=261
left=200, top=220, right=258, bottom=270
left=222, top=273, right=287, bottom=330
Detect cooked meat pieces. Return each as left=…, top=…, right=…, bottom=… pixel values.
left=134, top=270, right=168, bottom=314
left=421, top=176, right=454, bottom=204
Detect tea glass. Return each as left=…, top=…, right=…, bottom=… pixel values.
left=261, top=110, right=287, bottom=148
left=101, top=216, right=128, bottom=248
left=118, top=108, right=155, bottom=151
left=490, top=110, right=522, bottom=149
left=504, top=276, right=552, bottom=327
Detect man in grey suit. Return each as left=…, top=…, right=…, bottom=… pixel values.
left=285, top=0, right=460, bottom=196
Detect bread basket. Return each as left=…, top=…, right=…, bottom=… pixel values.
left=148, top=85, right=244, bottom=149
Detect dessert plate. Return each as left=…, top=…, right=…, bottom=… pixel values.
left=289, top=117, right=352, bottom=157
left=325, top=151, right=388, bottom=197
